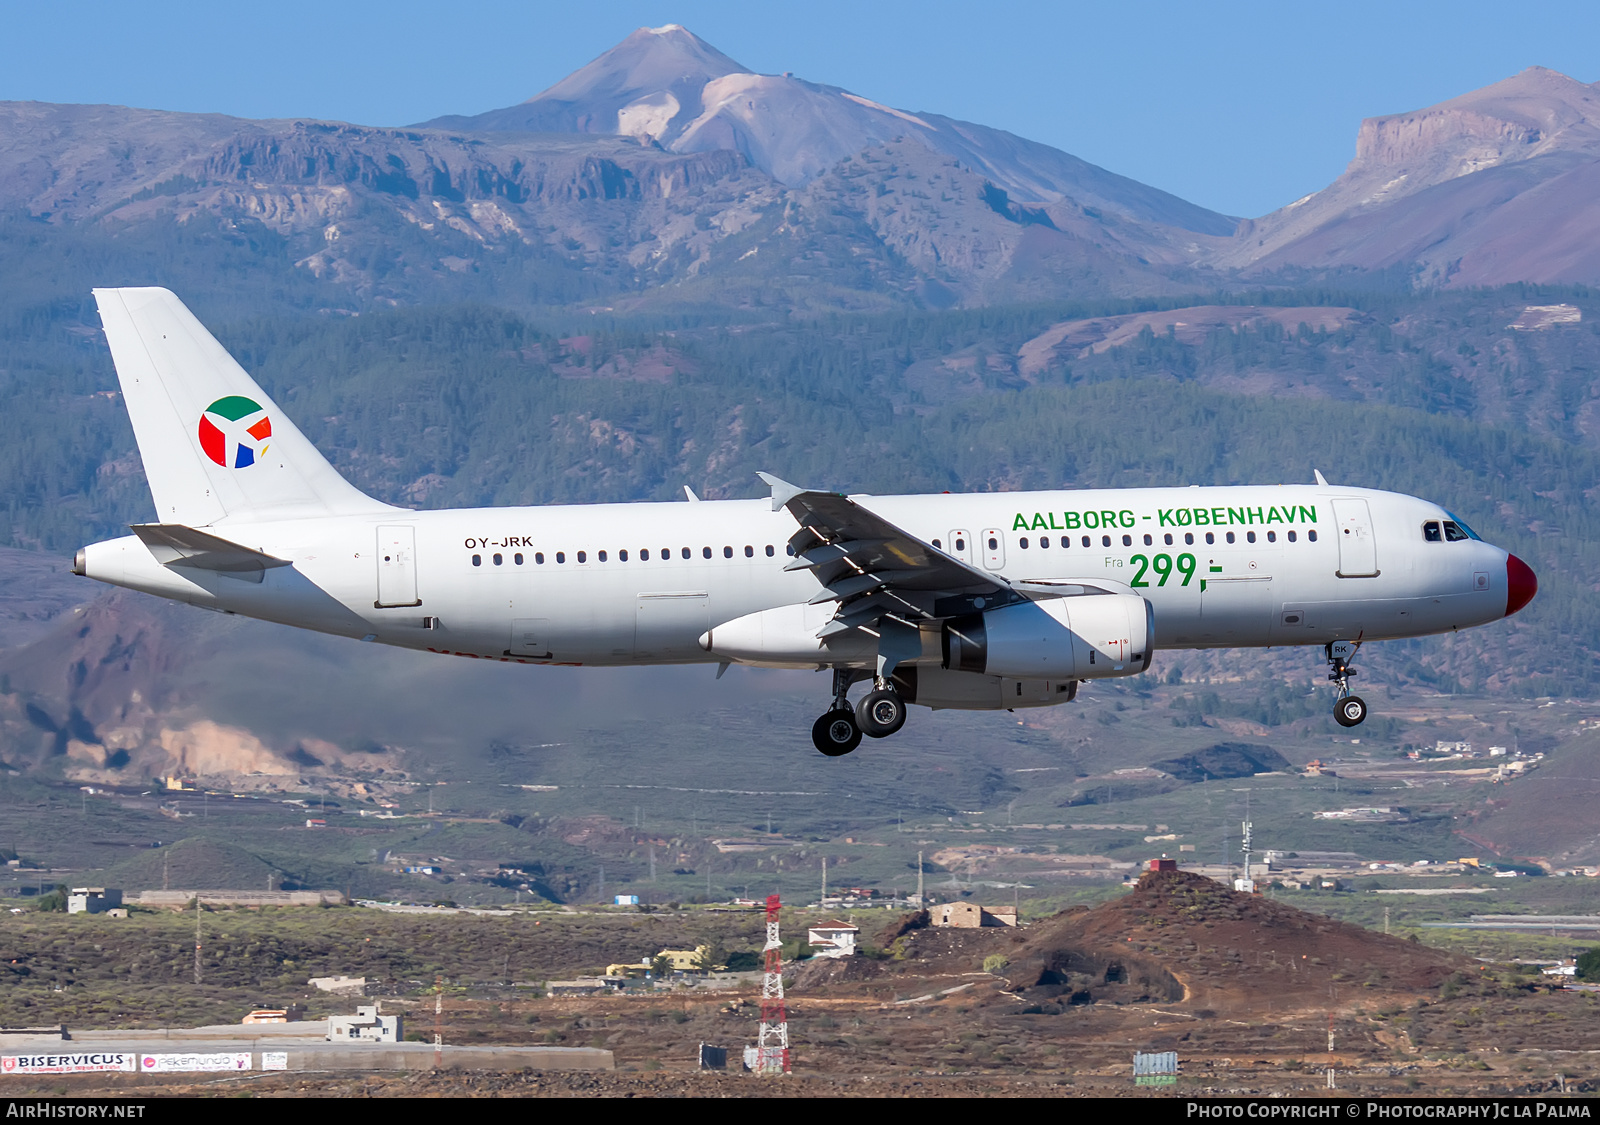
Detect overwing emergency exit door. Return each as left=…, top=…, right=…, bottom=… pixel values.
left=375, top=525, right=421, bottom=607
left=1331, top=498, right=1379, bottom=577
left=980, top=528, right=1006, bottom=570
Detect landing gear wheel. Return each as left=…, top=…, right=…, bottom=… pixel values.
left=812, top=709, right=862, bottom=756
left=1334, top=695, right=1368, bottom=728
left=856, top=689, right=907, bottom=739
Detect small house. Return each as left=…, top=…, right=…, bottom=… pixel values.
left=67, top=888, right=122, bottom=915
left=806, top=920, right=860, bottom=958
left=326, top=1005, right=402, bottom=1043
left=931, top=902, right=1017, bottom=928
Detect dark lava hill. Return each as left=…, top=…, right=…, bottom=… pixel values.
left=800, top=870, right=1478, bottom=1018
left=1006, top=870, right=1474, bottom=1015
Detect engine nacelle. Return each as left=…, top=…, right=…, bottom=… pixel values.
left=943, top=591, right=1154, bottom=680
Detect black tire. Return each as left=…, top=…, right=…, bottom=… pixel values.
left=856, top=689, right=908, bottom=738
left=1334, top=695, right=1368, bottom=728
left=812, top=709, right=862, bottom=756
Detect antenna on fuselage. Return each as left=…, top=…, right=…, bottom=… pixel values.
left=684, top=485, right=701, bottom=502
left=1313, top=469, right=1330, bottom=486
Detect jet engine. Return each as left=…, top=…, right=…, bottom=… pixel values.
left=943, top=591, right=1154, bottom=680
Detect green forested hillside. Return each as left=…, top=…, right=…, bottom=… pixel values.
left=0, top=224, right=1593, bottom=695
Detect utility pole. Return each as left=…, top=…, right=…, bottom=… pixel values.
left=916, top=851, right=924, bottom=906
left=433, top=977, right=443, bottom=1069
left=821, top=856, right=827, bottom=904
left=598, top=865, right=605, bottom=903
left=649, top=846, right=656, bottom=883
left=162, top=850, right=169, bottom=892
left=193, top=896, right=202, bottom=985
left=1384, top=907, right=1391, bottom=935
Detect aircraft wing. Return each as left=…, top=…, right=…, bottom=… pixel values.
left=758, top=473, right=1021, bottom=638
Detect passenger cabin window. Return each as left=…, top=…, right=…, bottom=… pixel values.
left=535, top=552, right=545, bottom=564
left=1081, top=536, right=1090, bottom=548
left=1442, top=520, right=1470, bottom=542
left=1246, top=531, right=1256, bottom=544
left=1122, top=534, right=1132, bottom=547
left=1308, top=530, right=1318, bottom=542
left=682, top=548, right=692, bottom=559
left=1286, top=532, right=1295, bottom=544
left=472, top=554, right=481, bottom=567
left=598, top=550, right=607, bottom=562
left=1265, top=531, right=1275, bottom=543
left=702, top=547, right=712, bottom=559
left=1205, top=532, right=1215, bottom=545
left=955, top=537, right=965, bottom=552
left=1019, top=537, right=1029, bottom=549
left=1164, top=533, right=1173, bottom=546
left=766, top=545, right=776, bottom=557
left=493, top=553, right=504, bottom=565
left=640, top=549, right=650, bottom=560
left=1424, top=521, right=1442, bottom=542
left=1062, top=537, right=1071, bottom=548
left=932, top=538, right=942, bottom=549
left=987, top=536, right=998, bottom=551
left=1039, top=536, right=1050, bottom=549
left=1101, top=535, right=1111, bottom=547
left=556, top=552, right=566, bottom=563
left=514, top=552, right=524, bottom=565
left=620, top=550, right=628, bottom=561
left=724, top=546, right=733, bottom=558
left=576, top=551, right=586, bottom=563
left=744, top=546, right=753, bottom=557
left=1143, top=534, right=1153, bottom=546
left=1225, top=532, right=1235, bottom=544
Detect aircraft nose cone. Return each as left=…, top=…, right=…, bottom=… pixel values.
left=1506, top=554, right=1537, bottom=617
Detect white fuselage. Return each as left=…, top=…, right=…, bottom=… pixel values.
left=82, top=484, right=1515, bottom=678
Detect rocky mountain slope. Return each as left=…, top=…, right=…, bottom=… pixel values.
left=5, top=27, right=1599, bottom=302
left=429, top=25, right=1235, bottom=234
left=1227, top=67, right=1600, bottom=287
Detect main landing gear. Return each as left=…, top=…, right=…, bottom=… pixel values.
left=1326, top=640, right=1368, bottom=728
left=811, top=668, right=907, bottom=755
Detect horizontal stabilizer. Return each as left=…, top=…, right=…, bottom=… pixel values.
left=132, top=524, right=291, bottom=575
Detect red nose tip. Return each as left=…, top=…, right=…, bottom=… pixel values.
left=1506, top=554, right=1537, bottom=617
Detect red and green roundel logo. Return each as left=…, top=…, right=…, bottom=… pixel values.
left=198, top=396, right=272, bottom=468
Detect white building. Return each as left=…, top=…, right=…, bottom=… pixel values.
left=326, top=1005, right=402, bottom=1043
left=67, top=887, right=122, bottom=915
left=807, top=920, right=860, bottom=959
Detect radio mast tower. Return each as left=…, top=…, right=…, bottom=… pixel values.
left=754, top=893, right=791, bottom=1074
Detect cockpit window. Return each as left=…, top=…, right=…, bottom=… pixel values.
left=1442, top=520, right=1470, bottom=542
left=1443, top=512, right=1483, bottom=540
left=1423, top=521, right=1442, bottom=542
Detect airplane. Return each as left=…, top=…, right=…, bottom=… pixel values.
left=74, top=288, right=1538, bottom=756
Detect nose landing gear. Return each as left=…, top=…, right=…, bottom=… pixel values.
left=1326, top=640, right=1367, bottom=728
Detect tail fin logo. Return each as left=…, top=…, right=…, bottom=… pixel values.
left=198, top=396, right=272, bottom=468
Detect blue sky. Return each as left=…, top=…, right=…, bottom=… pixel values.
left=2, top=1, right=1597, bottom=217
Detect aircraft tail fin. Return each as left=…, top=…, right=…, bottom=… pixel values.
left=93, top=287, right=392, bottom=525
